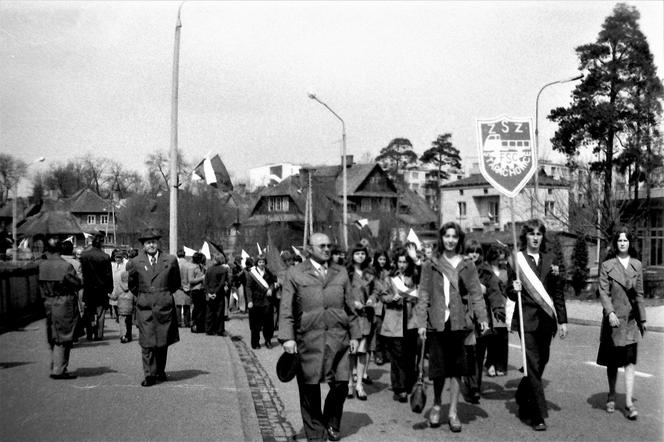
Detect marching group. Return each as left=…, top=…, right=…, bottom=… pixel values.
left=36, top=218, right=647, bottom=440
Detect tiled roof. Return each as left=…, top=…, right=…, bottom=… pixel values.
left=66, top=188, right=111, bottom=213
left=440, top=173, right=567, bottom=189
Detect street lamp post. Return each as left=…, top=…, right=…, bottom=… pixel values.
left=533, top=73, right=584, bottom=218
left=308, top=93, right=348, bottom=249
left=12, top=156, right=45, bottom=263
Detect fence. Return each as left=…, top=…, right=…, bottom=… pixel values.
left=0, top=262, right=42, bottom=333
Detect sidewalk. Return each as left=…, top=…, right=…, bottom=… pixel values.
left=0, top=316, right=261, bottom=442
left=565, top=299, right=664, bottom=332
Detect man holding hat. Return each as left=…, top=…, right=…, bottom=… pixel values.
left=127, top=228, right=181, bottom=387
left=79, top=233, right=113, bottom=341
left=279, top=232, right=360, bottom=441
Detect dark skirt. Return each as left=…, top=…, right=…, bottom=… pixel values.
left=427, top=323, right=469, bottom=379
left=596, top=341, right=637, bottom=367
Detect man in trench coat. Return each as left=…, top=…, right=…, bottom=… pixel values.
left=127, top=228, right=181, bottom=387
left=279, top=232, right=360, bottom=441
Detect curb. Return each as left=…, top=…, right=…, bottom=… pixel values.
left=567, top=317, right=664, bottom=333
left=227, top=334, right=264, bottom=442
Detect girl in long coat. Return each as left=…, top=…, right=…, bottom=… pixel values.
left=380, top=246, right=420, bottom=403
left=346, top=243, right=374, bottom=400
left=596, top=226, right=646, bottom=420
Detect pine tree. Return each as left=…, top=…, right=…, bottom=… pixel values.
left=571, top=234, right=590, bottom=296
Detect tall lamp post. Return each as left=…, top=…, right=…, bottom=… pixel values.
left=12, top=156, right=45, bottom=262
left=533, top=73, right=584, bottom=218
left=308, top=93, right=348, bottom=249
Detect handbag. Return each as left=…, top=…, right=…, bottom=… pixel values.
left=409, top=335, right=427, bottom=413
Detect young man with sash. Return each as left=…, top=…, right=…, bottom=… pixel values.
left=507, top=219, right=567, bottom=431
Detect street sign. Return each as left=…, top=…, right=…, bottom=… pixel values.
left=476, top=116, right=537, bottom=198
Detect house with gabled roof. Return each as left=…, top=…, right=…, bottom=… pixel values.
left=243, top=159, right=437, bottom=251
left=64, top=188, right=117, bottom=243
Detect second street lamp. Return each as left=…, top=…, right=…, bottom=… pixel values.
left=533, top=73, right=584, bottom=218
left=308, top=93, right=348, bottom=249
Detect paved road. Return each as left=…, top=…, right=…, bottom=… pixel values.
left=1, top=310, right=662, bottom=442
left=234, top=317, right=663, bottom=442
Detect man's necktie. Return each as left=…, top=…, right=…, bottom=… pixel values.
left=319, top=266, right=327, bottom=280
left=150, top=256, right=156, bottom=267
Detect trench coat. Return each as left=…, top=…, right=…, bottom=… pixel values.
left=380, top=273, right=419, bottom=337
left=79, top=246, right=113, bottom=309
left=278, top=260, right=361, bottom=384
left=127, top=250, right=181, bottom=348
left=39, top=253, right=82, bottom=345
left=415, top=257, right=488, bottom=332
left=598, top=257, right=645, bottom=347
left=349, top=273, right=377, bottom=336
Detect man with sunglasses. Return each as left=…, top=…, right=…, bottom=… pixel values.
left=279, top=233, right=360, bottom=441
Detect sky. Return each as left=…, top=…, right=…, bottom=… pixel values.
left=2, top=1, right=663, bottom=195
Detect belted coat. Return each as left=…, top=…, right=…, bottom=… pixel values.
left=39, top=253, right=82, bottom=345
left=278, top=259, right=361, bottom=384
left=127, top=250, right=181, bottom=348
left=598, top=257, right=645, bottom=347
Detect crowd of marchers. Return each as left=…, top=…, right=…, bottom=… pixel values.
left=36, top=219, right=646, bottom=440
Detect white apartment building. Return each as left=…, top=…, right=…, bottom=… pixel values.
left=248, top=163, right=301, bottom=191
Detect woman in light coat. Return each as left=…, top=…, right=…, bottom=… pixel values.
left=596, top=226, right=646, bottom=420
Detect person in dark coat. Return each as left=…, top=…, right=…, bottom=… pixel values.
left=39, top=235, right=82, bottom=379
left=279, top=233, right=360, bottom=442
left=596, top=226, right=646, bottom=420
left=507, top=219, right=567, bottom=431
left=246, top=254, right=277, bottom=348
left=204, top=252, right=229, bottom=336
left=79, top=233, right=113, bottom=341
left=189, top=252, right=207, bottom=333
left=127, top=228, right=181, bottom=387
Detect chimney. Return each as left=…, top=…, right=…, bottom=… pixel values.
left=343, top=155, right=354, bottom=167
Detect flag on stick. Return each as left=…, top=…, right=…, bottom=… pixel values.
left=200, top=241, right=211, bottom=260
left=183, top=246, right=196, bottom=257
left=192, top=152, right=233, bottom=191
left=354, top=218, right=369, bottom=230
left=406, top=228, right=422, bottom=250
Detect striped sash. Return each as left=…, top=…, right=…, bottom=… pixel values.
left=516, top=252, right=556, bottom=322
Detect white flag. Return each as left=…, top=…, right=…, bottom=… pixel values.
left=407, top=228, right=422, bottom=250
left=200, top=242, right=211, bottom=260
left=183, top=246, right=196, bottom=257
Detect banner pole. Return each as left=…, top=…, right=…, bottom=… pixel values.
left=510, top=197, right=528, bottom=377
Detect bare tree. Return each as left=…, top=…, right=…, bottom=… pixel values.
left=0, top=153, right=27, bottom=203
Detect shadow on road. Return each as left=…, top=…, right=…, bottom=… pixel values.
left=72, top=366, right=118, bottom=377
left=166, top=369, right=210, bottom=381
left=587, top=391, right=627, bottom=410
left=74, top=340, right=111, bottom=348
left=480, top=380, right=515, bottom=400
left=0, top=361, right=34, bottom=369
left=339, top=411, right=372, bottom=439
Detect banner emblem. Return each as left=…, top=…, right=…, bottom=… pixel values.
left=476, top=116, right=537, bottom=198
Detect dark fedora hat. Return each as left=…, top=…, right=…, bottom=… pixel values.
left=276, top=351, right=299, bottom=383
left=138, top=227, right=162, bottom=243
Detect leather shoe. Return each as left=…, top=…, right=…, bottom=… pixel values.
left=264, top=341, right=272, bottom=349
left=156, top=372, right=167, bottom=382
left=326, top=426, right=341, bottom=441
left=120, top=336, right=128, bottom=343
left=532, top=421, right=547, bottom=431
left=141, top=377, right=156, bottom=387
left=355, top=387, right=367, bottom=401
left=428, top=405, right=441, bottom=427
left=398, top=392, right=408, bottom=403
left=50, top=373, right=77, bottom=380
left=361, top=376, right=373, bottom=385
left=448, top=415, right=462, bottom=433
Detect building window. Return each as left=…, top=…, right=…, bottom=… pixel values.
left=488, top=201, right=499, bottom=223
left=87, top=215, right=96, bottom=224
left=459, top=190, right=464, bottom=196
left=361, top=198, right=372, bottom=212
left=267, top=196, right=289, bottom=212
left=369, top=176, right=380, bottom=185
left=545, top=201, right=554, bottom=217
left=548, top=188, right=553, bottom=195
left=483, top=188, right=488, bottom=194
left=100, top=215, right=109, bottom=224
left=458, top=201, right=467, bottom=218
left=381, top=198, right=391, bottom=212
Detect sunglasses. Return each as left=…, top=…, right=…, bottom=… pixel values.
left=314, top=243, right=332, bottom=249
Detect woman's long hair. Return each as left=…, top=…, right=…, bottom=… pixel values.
left=606, top=225, right=639, bottom=260
left=437, top=221, right=465, bottom=257
left=390, top=247, right=419, bottom=284
left=347, top=242, right=369, bottom=281
left=373, top=250, right=391, bottom=276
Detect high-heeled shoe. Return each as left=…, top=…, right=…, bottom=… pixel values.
left=355, top=386, right=367, bottom=401
left=625, top=405, right=638, bottom=420
left=448, top=415, right=462, bottom=433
